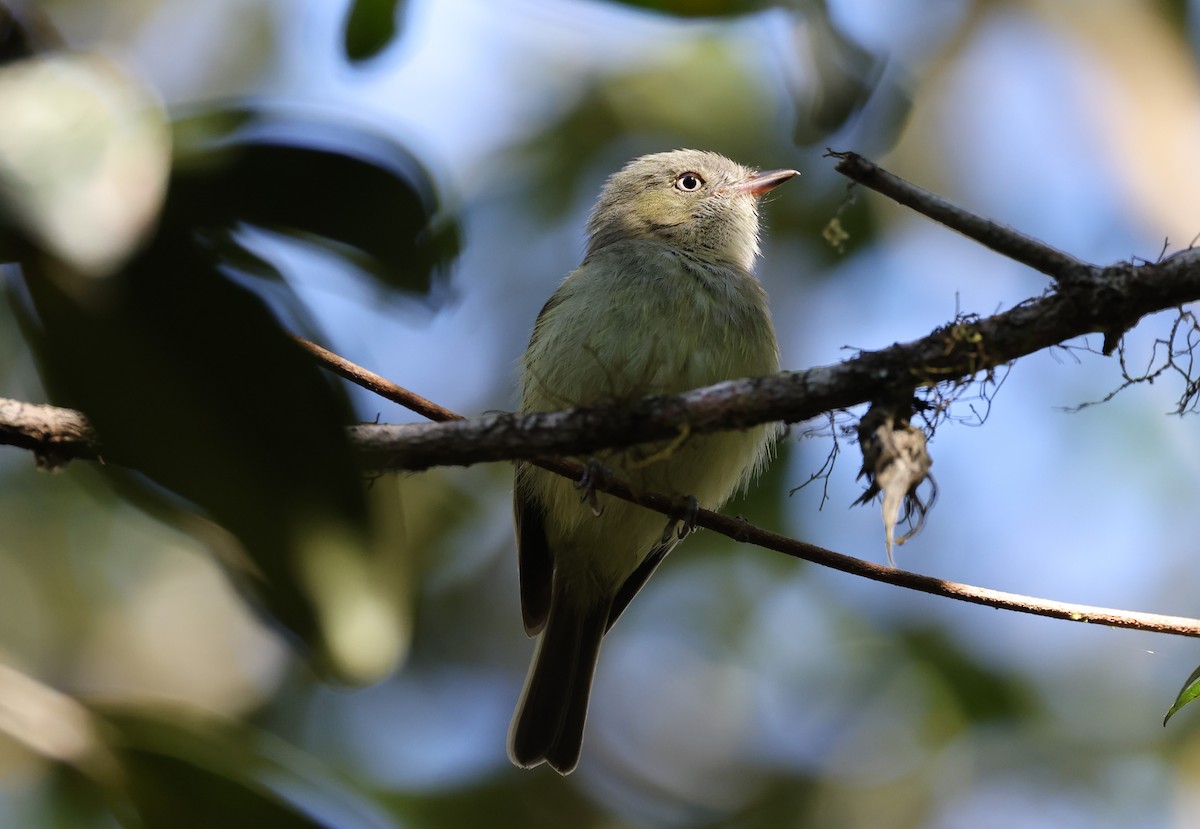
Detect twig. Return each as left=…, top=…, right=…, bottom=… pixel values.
left=291, top=336, right=461, bottom=422
left=828, top=150, right=1085, bottom=280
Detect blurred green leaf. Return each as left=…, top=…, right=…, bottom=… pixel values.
left=8, top=103, right=449, bottom=683
left=0, top=663, right=390, bottom=829
left=720, top=772, right=819, bottom=829
left=17, top=236, right=396, bottom=681
left=899, top=626, right=1038, bottom=723
left=343, top=0, right=404, bottom=62
left=798, top=5, right=883, bottom=140
left=0, top=660, right=397, bottom=828
left=384, top=770, right=602, bottom=829
left=1163, top=663, right=1200, bottom=725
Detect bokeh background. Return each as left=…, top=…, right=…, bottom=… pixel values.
left=2, top=0, right=1200, bottom=826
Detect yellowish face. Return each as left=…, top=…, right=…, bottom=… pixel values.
left=585, top=149, right=764, bottom=272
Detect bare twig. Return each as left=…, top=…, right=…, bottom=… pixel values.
left=1062, top=309, right=1200, bottom=415
left=787, top=411, right=842, bottom=509
left=828, top=150, right=1085, bottom=280
left=291, top=335, right=462, bottom=422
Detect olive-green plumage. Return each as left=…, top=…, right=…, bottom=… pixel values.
left=509, top=150, right=796, bottom=774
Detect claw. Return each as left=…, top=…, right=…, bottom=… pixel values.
left=729, top=514, right=752, bottom=543
left=574, top=457, right=612, bottom=517
left=661, top=494, right=700, bottom=543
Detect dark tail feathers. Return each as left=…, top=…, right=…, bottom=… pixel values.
left=508, top=593, right=609, bottom=775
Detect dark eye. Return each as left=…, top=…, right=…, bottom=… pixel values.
left=674, top=172, right=704, bottom=192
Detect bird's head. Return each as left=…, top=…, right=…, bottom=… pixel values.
left=585, top=149, right=797, bottom=272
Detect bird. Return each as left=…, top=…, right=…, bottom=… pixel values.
left=508, top=149, right=796, bottom=774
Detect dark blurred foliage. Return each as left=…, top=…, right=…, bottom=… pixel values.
left=169, top=106, right=458, bottom=299
left=896, top=625, right=1038, bottom=723
left=0, top=6, right=458, bottom=683
left=0, top=3, right=62, bottom=60
left=343, top=0, right=406, bottom=62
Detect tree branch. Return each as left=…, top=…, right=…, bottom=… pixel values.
left=10, top=159, right=1200, bottom=473
left=4, top=154, right=1200, bottom=641
left=302, top=339, right=1200, bottom=640
left=6, top=364, right=1200, bottom=640
left=292, top=336, right=462, bottom=423
left=829, top=150, right=1088, bottom=281
left=0, top=397, right=101, bottom=468
left=336, top=243, right=1200, bottom=471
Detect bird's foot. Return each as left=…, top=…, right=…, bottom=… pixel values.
left=574, top=457, right=612, bottom=517
left=661, top=494, right=700, bottom=543
left=729, top=514, right=753, bottom=543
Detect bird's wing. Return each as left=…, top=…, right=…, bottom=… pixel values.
left=513, top=465, right=553, bottom=636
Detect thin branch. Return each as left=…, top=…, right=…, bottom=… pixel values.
left=291, top=335, right=462, bottom=422
left=336, top=241, right=1200, bottom=471
left=828, top=150, right=1086, bottom=280
left=6, top=356, right=1200, bottom=639
left=539, top=452, right=1200, bottom=639
left=701, top=509, right=1200, bottom=639
left=302, top=343, right=1200, bottom=640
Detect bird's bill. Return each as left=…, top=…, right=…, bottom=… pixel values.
left=727, top=168, right=800, bottom=198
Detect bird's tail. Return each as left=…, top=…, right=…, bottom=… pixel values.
left=507, top=589, right=609, bottom=775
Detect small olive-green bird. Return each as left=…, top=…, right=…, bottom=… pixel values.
left=509, top=149, right=796, bottom=774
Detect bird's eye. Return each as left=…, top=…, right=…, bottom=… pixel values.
left=675, top=172, right=705, bottom=192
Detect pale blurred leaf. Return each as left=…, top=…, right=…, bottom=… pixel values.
left=0, top=53, right=169, bottom=276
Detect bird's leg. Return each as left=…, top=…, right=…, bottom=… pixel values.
left=574, top=457, right=612, bottom=517
left=660, top=494, right=700, bottom=543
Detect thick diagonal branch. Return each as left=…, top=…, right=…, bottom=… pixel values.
left=354, top=244, right=1200, bottom=471
left=4, top=244, right=1199, bottom=472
